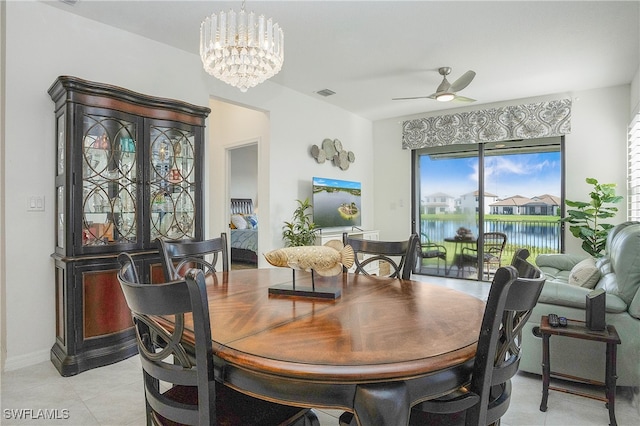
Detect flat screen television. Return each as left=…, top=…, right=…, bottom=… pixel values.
left=312, top=177, right=362, bottom=229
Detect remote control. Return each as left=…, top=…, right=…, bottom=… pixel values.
left=558, top=316, right=568, bottom=327
left=548, top=314, right=560, bottom=327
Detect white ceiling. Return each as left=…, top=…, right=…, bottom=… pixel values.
left=45, top=0, right=640, bottom=121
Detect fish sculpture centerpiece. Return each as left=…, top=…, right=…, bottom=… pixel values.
left=264, top=240, right=354, bottom=277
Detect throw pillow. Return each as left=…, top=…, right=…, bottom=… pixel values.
left=245, top=214, right=258, bottom=228
left=568, top=258, right=601, bottom=289
left=231, top=214, right=248, bottom=230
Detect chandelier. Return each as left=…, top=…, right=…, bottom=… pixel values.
left=199, top=1, right=284, bottom=92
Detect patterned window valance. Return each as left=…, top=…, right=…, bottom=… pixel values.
left=402, top=99, right=571, bottom=149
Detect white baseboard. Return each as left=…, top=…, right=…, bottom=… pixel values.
left=2, top=348, right=50, bottom=372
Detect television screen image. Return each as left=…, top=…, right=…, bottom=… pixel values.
left=312, top=177, right=362, bottom=229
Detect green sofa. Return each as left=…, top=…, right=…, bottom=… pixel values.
left=519, top=221, right=640, bottom=387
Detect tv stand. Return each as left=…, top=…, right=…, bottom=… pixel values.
left=316, top=229, right=379, bottom=275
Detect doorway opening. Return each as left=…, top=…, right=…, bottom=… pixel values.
left=228, top=143, right=259, bottom=269
left=208, top=97, right=269, bottom=270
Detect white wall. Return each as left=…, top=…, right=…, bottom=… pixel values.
left=208, top=98, right=269, bottom=254
left=0, top=0, right=6, bottom=369
left=2, top=0, right=214, bottom=371
left=208, top=96, right=374, bottom=267
left=566, top=85, right=630, bottom=256
left=371, top=117, right=412, bottom=241
left=230, top=145, right=258, bottom=201
left=372, top=86, right=632, bottom=254
left=1, top=1, right=372, bottom=370
left=208, top=99, right=271, bottom=267
left=631, top=67, right=640, bottom=115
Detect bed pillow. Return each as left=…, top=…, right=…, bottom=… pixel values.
left=231, top=214, right=248, bottom=230
left=245, top=214, right=258, bottom=228
left=568, top=257, right=601, bottom=289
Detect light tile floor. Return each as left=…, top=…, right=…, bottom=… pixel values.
left=2, top=275, right=638, bottom=425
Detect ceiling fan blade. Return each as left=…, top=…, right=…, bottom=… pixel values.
left=435, top=77, right=451, bottom=93
left=453, top=95, right=476, bottom=103
left=392, top=95, right=433, bottom=100
left=449, top=70, right=476, bottom=92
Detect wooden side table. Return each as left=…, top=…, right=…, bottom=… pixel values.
left=538, top=315, right=621, bottom=426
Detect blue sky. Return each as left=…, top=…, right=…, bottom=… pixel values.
left=420, top=151, right=561, bottom=199
left=313, top=177, right=361, bottom=190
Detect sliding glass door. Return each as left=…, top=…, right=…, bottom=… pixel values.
left=413, top=138, right=563, bottom=280
left=415, top=146, right=479, bottom=277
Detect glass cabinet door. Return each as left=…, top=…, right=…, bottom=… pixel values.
left=56, top=114, right=66, bottom=251
left=81, top=112, right=139, bottom=248
left=149, top=124, right=197, bottom=241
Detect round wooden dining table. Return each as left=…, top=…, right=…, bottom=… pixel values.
left=200, top=268, right=485, bottom=426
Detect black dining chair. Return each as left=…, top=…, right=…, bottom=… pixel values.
left=342, top=233, right=419, bottom=279
left=409, top=250, right=545, bottom=426
left=509, top=248, right=537, bottom=278
left=116, top=253, right=318, bottom=426
left=416, top=232, right=447, bottom=274
left=460, top=232, right=507, bottom=280
left=158, top=233, right=229, bottom=281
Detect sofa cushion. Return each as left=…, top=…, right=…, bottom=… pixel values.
left=540, top=268, right=571, bottom=284
left=629, top=283, right=640, bottom=319
left=536, top=253, right=590, bottom=272
left=596, top=256, right=612, bottom=275
left=608, top=223, right=640, bottom=305
left=538, top=280, right=628, bottom=313
left=596, top=272, right=619, bottom=293
left=568, top=258, right=601, bottom=289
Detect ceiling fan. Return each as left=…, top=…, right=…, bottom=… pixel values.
left=393, top=67, right=476, bottom=103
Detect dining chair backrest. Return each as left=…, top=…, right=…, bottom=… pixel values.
left=343, top=233, right=419, bottom=279
left=117, top=252, right=214, bottom=425
left=483, top=231, right=507, bottom=259
left=416, top=232, right=448, bottom=274
left=470, top=262, right=545, bottom=424
left=158, top=233, right=229, bottom=281
left=461, top=232, right=508, bottom=279
left=510, top=248, right=538, bottom=279
left=117, top=253, right=317, bottom=426
left=411, top=252, right=545, bottom=426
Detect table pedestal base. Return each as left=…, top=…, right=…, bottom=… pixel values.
left=353, top=382, right=410, bottom=426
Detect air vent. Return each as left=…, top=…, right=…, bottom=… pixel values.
left=316, top=89, right=336, bottom=97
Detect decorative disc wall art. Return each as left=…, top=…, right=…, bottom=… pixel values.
left=310, top=138, right=355, bottom=170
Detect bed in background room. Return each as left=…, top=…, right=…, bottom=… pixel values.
left=230, top=198, right=259, bottom=265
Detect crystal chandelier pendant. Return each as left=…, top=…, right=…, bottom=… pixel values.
left=200, top=3, right=284, bottom=92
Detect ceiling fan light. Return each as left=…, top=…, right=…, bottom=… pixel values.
left=436, top=93, right=455, bottom=102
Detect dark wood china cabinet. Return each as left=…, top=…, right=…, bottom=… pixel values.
left=49, top=76, right=210, bottom=376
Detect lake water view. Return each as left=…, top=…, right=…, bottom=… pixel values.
left=420, top=218, right=561, bottom=252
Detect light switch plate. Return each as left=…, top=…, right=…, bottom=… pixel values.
left=27, top=196, right=45, bottom=212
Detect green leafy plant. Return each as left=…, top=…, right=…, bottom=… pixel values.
left=561, top=177, right=623, bottom=257
left=282, top=198, right=317, bottom=247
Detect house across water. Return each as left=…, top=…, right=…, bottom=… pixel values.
left=490, top=194, right=560, bottom=216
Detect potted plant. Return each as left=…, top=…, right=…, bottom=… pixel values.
left=561, top=177, right=623, bottom=257
left=282, top=198, right=318, bottom=247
